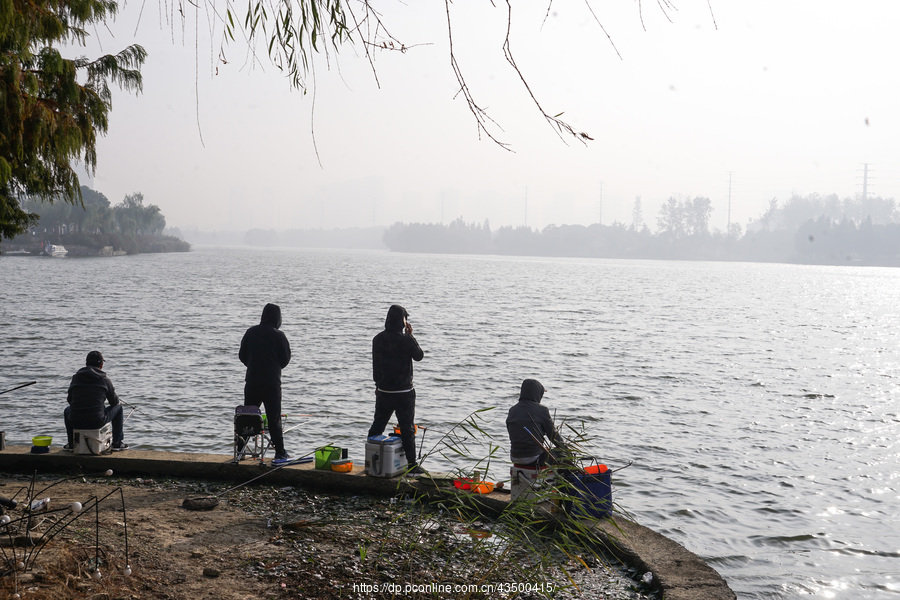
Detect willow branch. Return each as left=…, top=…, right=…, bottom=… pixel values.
left=502, top=0, right=592, bottom=144
left=445, top=0, right=511, bottom=150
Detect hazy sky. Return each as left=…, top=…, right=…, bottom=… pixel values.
left=80, top=1, right=900, bottom=233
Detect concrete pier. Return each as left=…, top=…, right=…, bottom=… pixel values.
left=0, top=446, right=736, bottom=600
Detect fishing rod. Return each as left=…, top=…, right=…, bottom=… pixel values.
left=0, top=381, right=36, bottom=395
left=611, top=460, right=633, bottom=473
left=122, top=406, right=138, bottom=424
left=182, top=448, right=318, bottom=511
left=218, top=451, right=317, bottom=496
left=417, top=426, right=429, bottom=462
left=281, top=422, right=306, bottom=435
left=523, top=425, right=554, bottom=456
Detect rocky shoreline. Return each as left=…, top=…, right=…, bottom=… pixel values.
left=0, top=473, right=658, bottom=600
left=0, top=447, right=738, bottom=600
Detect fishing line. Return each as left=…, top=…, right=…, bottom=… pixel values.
left=118, top=401, right=173, bottom=431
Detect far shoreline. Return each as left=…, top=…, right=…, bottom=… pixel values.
left=0, top=233, right=190, bottom=256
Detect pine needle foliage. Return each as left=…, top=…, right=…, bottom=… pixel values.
left=0, top=0, right=146, bottom=239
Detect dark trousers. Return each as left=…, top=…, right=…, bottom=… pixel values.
left=367, top=389, right=417, bottom=465
left=65, top=404, right=124, bottom=445
left=244, top=383, right=285, bottom=455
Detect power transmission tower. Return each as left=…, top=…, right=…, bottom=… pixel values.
left=524, top=187, right=528, bottom=228
left=599, top=181, right=603, bottom=226
left=859, top=163, right=874, bottom=201
left=727, top=171, right=733, bottom=230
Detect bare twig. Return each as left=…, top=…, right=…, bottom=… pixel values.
left=444, top=0, right=512, bottom=150
left=581, top=0, right=623, bottom=60
left=502, top=0, right=593, bottom=145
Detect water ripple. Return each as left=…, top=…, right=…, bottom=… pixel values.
left=2, top=249, right=900, bottom=599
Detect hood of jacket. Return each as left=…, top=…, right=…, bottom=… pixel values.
left=71, top=365, right=106, bottom=385
left=518, top=378, right=545, bottom=403
left=260, top=303, right=282, bottom=329
left=384, top=304, right=408, bottom=331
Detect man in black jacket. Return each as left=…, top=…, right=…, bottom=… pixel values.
left=368, top=304, right=425, bottom=474
left=240, top=303, right=292, bottom=462
left=506, top=378, right=565, bottom=466
left=64, top=350, right=128, bottom=451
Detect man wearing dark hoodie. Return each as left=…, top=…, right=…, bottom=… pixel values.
left=506, top=379, right=565, bottom=466
left=64, top=350, right=128, bottom=451
left=368, top=304, right=425, bottom=474
left=240, top=303, right=292, bottom=462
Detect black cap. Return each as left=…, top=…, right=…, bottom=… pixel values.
left=86, top=351, right=104, bottom=367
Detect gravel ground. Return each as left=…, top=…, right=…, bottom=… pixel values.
left=0, top=472, right=658, bottom=599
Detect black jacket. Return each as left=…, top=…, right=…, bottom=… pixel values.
left=240, top=303, right=292, bottom=387
left=66, top=366, right=120, bottom=429
left=373, top=305, right=424, bottom=391
left=506, top=379, right=563, bottom=461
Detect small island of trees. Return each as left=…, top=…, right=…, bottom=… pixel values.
left=1, top=186, right=189, bottom=256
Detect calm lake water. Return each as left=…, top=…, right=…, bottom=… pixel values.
left=2, top=246, right=899, bottom=599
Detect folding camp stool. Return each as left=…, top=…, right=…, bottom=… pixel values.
left=232, top=406, right=283, bottom=463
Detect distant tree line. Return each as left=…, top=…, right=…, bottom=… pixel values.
left=3, top=186, right=189, bottom=254
left=383, top=194, right=900, bottom=267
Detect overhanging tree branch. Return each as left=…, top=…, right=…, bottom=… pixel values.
left=502, top=0, right=592, bottom=146
left=190, top=1, right=711, bottom=150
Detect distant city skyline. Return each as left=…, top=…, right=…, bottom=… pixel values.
left=74, top=2, right=900, bottom=233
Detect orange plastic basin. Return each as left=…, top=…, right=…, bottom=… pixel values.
left=330, top=460, right=353, bottom=473
left=471, top=482, right=494, bottom=494
left=584, top=464, right=608, bottom=475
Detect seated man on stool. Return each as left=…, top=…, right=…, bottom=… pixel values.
left=506, top=378, right=565, bottom=467
left=64, top=351, right=128, bottom=451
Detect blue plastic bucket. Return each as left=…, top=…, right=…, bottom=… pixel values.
left=565, top=471, right=612, bottom=518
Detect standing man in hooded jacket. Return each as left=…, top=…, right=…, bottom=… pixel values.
left=64, top=350, right=128, bottom=451
left=368, top=304, right=425, bottom=474
left=240, top=303, right=292, bottom=462
left=506, top=378, right=565, bottom=466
